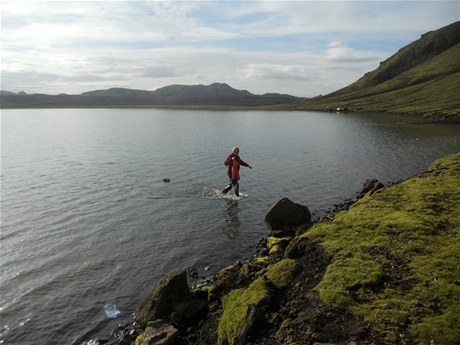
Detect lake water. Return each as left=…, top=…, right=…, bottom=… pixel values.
left=1, top=108, right=459, bottom=344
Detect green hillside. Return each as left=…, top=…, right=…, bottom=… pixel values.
left=294, top=21, right=460, bottom=120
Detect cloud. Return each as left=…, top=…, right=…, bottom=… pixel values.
left=237, top=63, right=312, bottom=81
left=325, top=42, right=379, bottom=64
left=1, top=1, right=458, bottom=96
left=140, top=65, right=177, bottom=78
left=328, top=41, right=344, bottom=49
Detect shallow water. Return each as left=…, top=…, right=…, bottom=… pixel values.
left=1, top=109, right=459, bottom=344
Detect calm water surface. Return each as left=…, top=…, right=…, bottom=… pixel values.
left=1, top=109, right=459, bottom=344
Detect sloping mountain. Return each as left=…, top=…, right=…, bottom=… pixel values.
left=0, top=83, right=306, bottom=108
left=297, top=21, right=460, bottom=119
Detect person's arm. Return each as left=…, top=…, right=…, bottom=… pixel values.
left=237, top=157, right=252, bottom=169
left=224, top=154, right=234, bottom=166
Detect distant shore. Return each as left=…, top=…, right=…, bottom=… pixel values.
left=2, top=105, right=459, bottom=124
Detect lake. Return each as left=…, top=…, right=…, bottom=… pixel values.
left=1, top=108, right=459, bottom=344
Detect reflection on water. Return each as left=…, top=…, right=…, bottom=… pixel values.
left=223, top=200, right=241, bottom=239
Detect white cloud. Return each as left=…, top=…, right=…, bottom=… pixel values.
left=237, top=63, right=312, bottom=81
left=325, top=42, right=378, bottom=64
left=1, top=0, right=458, bottom=97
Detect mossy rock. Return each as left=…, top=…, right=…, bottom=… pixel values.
left=252, top=255, right=271, bottom=268
left=267, top=236, right=291, bottom=256
left=265, top=259, right=299, bottom=290
left=135, top=320, right=178, bottom=345
left=214, top=261, right=244, bottom=295
left=217, top=277, right=272, bottom=345
left=217, top=258, right=299, bottom=345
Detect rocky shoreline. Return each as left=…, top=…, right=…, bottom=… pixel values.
left=84, top=153, right=459, bottom=345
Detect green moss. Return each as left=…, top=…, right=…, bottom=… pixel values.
left=134, top=332, right=144, bottom=345
left=253, top=255, right=270, bottom=266
left=217, top=262, right=241, bottom=279
left=216, top=259, right=299, bottom=345
left=267, top=237, right=291, bottom=256
left=192, top=285, right=211, bottom=294
left=430, top=153, right=460, bottom=170
left=248, top=256, right=271, bottom=279
left=217, top=277, right=271, bottom=345
left=318, top=257, right=384, bottom=308
left=269, top=244, right=282, bottom=255
left=265, top=259, right=299, bottom=290
left=276, top=318, right=292, bottom=339
left=267, top=236, right=291, bottom=249
left=409, top=307, right=460, bottom=344
left=301, top=153, right=460, bottom=342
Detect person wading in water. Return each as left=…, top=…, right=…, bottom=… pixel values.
left=221, top=147, right=252, bottom=197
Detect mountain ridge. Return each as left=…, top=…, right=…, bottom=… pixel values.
left=0, top=82, right=307, bottom=108
left=344, top=21, right=460, bottom=91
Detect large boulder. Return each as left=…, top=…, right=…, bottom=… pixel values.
left=264, top=198, right=311, bottom=232
left=359, top=179, right=384, bottom=197
left=136, top=271, right=207, bottom=328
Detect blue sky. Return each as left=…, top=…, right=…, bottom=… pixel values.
left=1, top=0, right=458, bottom=97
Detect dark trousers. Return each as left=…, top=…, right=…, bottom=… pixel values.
left=222, top=179, right=239, bottom=196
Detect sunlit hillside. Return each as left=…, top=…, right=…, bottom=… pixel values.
left=295, top=21, right=460, bottom=120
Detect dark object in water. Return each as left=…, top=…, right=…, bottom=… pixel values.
left=163, top=178, right=171, bottom=183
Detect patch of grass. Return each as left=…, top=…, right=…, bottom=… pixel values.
left=217, top=277, right=270, bottom=345
left=299, top=153, right=460, bottom=343
left=217, top=258, right=299, bottom=345
left=318, top=257, right=384, bottom=308
left=265, top=259, right=299, bottom=290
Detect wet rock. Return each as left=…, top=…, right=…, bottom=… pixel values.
left=264, top=198, right=311, bottom=232
left=187, top=268, right=198, bottom=279
left=84, top=321, right=142, bottom=345
left=140, top=320, right=178, bottom=345
left=136, top=271, right=207, bottom=328
left=213, top=261, right=243, bottom=295
left=268, top=229, right=290, bottom=238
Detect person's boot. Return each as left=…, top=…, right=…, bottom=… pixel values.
left=221, top=184, right=232, bottom=194
left=234, top=182, right=239, bottom=197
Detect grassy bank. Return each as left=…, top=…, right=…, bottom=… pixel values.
left=211, top=153, right=460, bottom=345
left=289, top=152, right=460, bottom=343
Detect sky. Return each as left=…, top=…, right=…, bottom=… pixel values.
left=1, top=1, right=458, bottom=97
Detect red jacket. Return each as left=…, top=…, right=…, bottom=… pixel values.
left=224, top=154, right=250, bottom=180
